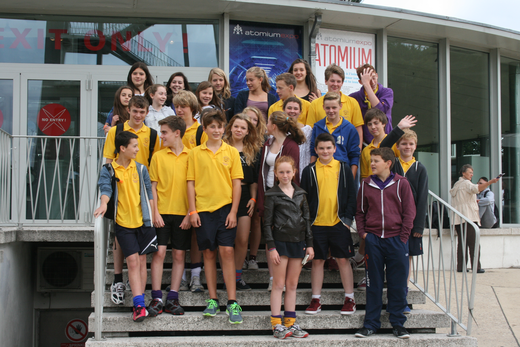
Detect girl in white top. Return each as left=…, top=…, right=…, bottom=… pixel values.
left=144, top=84, right=176, bottom=132
left=283, top=97, right=312, bottom=179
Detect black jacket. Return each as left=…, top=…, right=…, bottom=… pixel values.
left=263, top=183, right=313, bottom=250
left=300, top=160, right=356, bottom=227
left=393, top=160, right=429, bottom=235
left=234, top=90, right=278, bottom=114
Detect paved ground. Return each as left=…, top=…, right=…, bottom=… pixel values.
left=414, top=268, right=520, bottom=347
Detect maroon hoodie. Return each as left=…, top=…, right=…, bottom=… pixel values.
left=356, top=173, right=416, bottom=243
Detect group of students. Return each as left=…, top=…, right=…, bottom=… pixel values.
left=94, top=58, right=429, bottom=340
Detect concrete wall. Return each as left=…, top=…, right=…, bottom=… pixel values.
left=420, top=228, right=520, bottom=270
left=0, top=241, right=34, bottom=347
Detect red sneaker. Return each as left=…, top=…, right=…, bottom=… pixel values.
left=341, top=297, right=356, bottom=315
left=305, top=298, right=322, bottom=315
left=133, top=305, right=149, bottom=322
left=327, top=257, right=339, bottom=271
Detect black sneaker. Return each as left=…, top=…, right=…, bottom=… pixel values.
left=164, top=299, right=185, bottom=315
left=355, top=327, right=375, bottom=338
left=236, top=279, right=251, bottom=291
left=392, top=326, right=410, bottom=339
left=147, top=298, right=163, bottom=317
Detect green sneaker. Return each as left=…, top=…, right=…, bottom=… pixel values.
left=202, top=299, right=220, bottom=317
left=226, top=302, right=243, bottom=324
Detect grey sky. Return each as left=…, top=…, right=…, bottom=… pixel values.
left=362, top=0, right=520, bottom=33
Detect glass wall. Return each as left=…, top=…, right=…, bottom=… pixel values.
left=450, top=47, right=490, bottom=186
left=0, top=79, right=13, bottom=134
left=387, top=37, right=440, bottom=194
left=500, top=57, right=520, bottom=224
left=0, top=17, right=218, bottom=67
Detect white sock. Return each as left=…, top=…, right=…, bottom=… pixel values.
left=345, top=292, right=354, bottom=299
left=191, top=267, right=201, bottom=278
left=353, top=252, right=364, bottom=262
left=312, top=294, right=321, bottom=299
left=270, top=276, right=273, bottom=281
left=182, top=270, right=186, bottom=281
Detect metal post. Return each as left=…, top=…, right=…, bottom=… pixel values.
left=93, top=212, right=108, bottom=341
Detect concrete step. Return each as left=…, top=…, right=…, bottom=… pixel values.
left=88, top=309, right=449, bottom=333
left=105, top=268, right=366, bottom=286
left=93, top=288, right=425, bottom=308
left=107, top=249, right=270, bottom=265
left=86, top=334, right=477, bottom=347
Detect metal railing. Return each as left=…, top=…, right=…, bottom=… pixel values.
left=410, top=190, right=480, bottom=336
left=1, top=134, right=105, bottom=226
left=93, top=197, right=110, bottom=341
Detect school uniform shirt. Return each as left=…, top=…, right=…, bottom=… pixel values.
left=103, top=121, right=161, bottom=168
left=306, top=92, right=364, bottom=129
left=149, top=146, right=190, bottom=215
left=360, top=136, right=399, bottom=178
left=267, top=96, right=311, bottom=125
left=112, top=160, right=143, bottom=228
left=187, top=141, right=244, bottom=213
left=182, top=119, right=208, bottom=149
left=314, top=159, right=341, bottom=226
left=144, top=105, right=176, bottom=132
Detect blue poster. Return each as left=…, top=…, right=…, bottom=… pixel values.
left=229, top=20, right=303, bottom=98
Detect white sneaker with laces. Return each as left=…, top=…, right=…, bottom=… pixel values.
left=247, top=259, right=259, bottom=270
left=110, top=282, right=125, bottom=305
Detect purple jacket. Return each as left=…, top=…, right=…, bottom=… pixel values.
left=349, top=83, right=394, bottom=143
left=356, top=173, right=416, bottom=243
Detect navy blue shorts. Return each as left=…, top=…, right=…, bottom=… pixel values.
left=408, top=234, right=423, bottom=256
left=312, top=222, right=354, bottom=260
left=114, top=224, right=158, bottom=258
left=196, top=204, right=237, bottom=251
left=155, top=214, right=192, bottom=250
left=274, top=240, right=306, bottom=259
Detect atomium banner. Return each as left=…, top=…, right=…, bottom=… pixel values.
left=229, top=20, right=303, bottom=98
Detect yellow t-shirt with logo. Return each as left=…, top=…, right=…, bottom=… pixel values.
left=149, top=146, right=190, bottom=215
left=182, top=119, right=208, bottom=149
left=399, top=156, right=416, bottom=174
left=112, top=160, right=143, bottom=228
left=187, top=141, right=244, bottom=213
left=326, top=116, right=343, bottom=134
left=360, top=135, right=400, bottom=178
left=103, top=121, right=161, bottom=168
left=314, top=159, right=341, bottom=226
left=267, top=96, right=311, bottom=125
left=306, top=92, right=363, bottom=128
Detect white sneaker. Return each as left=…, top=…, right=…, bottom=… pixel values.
left=110, top=282, right=125, bottom=305
left=247, top=259, right=259, bottom=270
left=190, top=276, right=204, bottom=293
left=179, top=279, right=189, bottom=291
left=267, top=278, right=273, bottom=291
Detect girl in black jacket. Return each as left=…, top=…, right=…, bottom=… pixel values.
left=263, top=156, right=314, bottom=339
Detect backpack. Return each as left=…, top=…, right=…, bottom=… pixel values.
left=103, top=163, right=119, bottom=220
left=115, top=123, right=157, bottom=166
left=479, top=190, right=499, bottom=228
left=195, top=125, right=204, bottom=146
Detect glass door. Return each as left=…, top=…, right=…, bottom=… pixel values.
left=20, top=71, right=89, bottom=224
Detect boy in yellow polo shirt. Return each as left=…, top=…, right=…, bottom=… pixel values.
left=360, top=110, right=416, bottom=179
left=103, top=96, right=161, bottom=306
left=187, top=109, right=244, bottom=324
left=268, top=73, right=311, bottom=124
left=306, top=64, right=364, bottom=148
left=95, top=131, right=158, bottom=323
left=301, top=132, right=357, bottom=315
left=146, top=116, right=191, bottom=317
left=173, top=90, right=208, bottom=149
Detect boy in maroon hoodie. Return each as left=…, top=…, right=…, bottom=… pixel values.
left=354, top=147, right=416, bottom=339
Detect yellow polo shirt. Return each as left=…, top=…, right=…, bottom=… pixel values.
left=306, top=92, right=363, bottom=128
left=112, top=160, right=142, bottom=228
left=182, top=119, right=208, bottom=149
left=326, top=116, right=343, bottom=134
left=187, top=141, right=243, bottom=213
left=399, top=156, right=416, bottom=174
left=103, top=121, right=161, bottom=168
left=314, top=159, right=341, bottom=226
left=267, top=96, right=311, bottom=125
left=360, top=135, right=400, bottom=178
left=149, top=146, right=190, bottom=215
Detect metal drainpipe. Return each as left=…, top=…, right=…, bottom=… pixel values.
left=309, top=12, right=322, bottom=72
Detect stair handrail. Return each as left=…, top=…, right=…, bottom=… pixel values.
left=92, top=159, right=111, bottom=341
left=410, top=190, right=480, bottom=336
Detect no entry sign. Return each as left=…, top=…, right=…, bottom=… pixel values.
left=37, top=103, right=71, bottom=136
